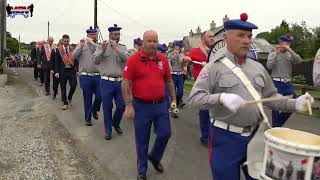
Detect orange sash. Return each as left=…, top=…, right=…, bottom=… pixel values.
left=199, top=42, right=209, bottom=58
left=58, top=46, right=74, bottom=65
left=44, top=43, right=52, bottom=61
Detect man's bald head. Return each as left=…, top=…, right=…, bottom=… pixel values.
left=143, top=30, right=158, bottom=56
left=47, top=36, right=54, bottom=46
left=143, top=30, right=158, bottom=40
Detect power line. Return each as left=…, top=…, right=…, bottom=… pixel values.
left=50, top=0, right=76, bottom=25
left=97, top=0, right=150, bottom=29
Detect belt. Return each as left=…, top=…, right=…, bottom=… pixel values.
left=171, top=71, right=184, bottom=75
left=80, top=72, right=100, bottom=76
left=273, top=77, right=291, bottom=82
left=101, top=76, right=122, bottom=82
left=210, top=119, right=253, bottom=136
left=134, top=97, right=165, bottom=104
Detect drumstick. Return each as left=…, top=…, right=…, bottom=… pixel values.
left=306, top=92, right=312, bottom=115
left=244, top=95, right=292, bottom=105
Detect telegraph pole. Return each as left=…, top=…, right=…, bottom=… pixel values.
left=0, top=0, right=7, bottom=71
left=47, top=21, right=50, bottom=39
left=94, top=0, right=97, bottom=29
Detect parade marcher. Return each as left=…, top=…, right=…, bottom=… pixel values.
left=157, top=43, right=168, bottom=55
left=167, top=40, right=190, bottom=118
left=31, top=42, right=40, bottom=80
left=38, top=37, right=54, bottom=96
left=183, top=30, right=215, bottom=146
left=94, top=24, right=129, bottom=140
left=122, top=30, right=177, bottom=180
left=313, top=48, right=320, bottom=86
left=51, top=39, right=62, bottom=100
left=128, top=38, right=143, bottom=56
left=37, top=41, right=45, bottom=86
left=73, top=27, right=102, bottom=126
left=266, top=34, right=302, bottom=127
left=55, top=34, right=78, bottom=110
left=188, top=13, right=314, bottom=180
left=158, top=43, right=171, bottom=110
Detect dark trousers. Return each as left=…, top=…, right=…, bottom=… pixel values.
left=172, top=74, right=184, bottom=106
left=60, top=69, right=77, bottom=105
left=133, top=100, right=171, bottom=176
left=39, top=68, right=44, bottom=83
left=52, top=74, right=60, bottom=95
left=209, top=125, right=256, bottom=180
left=80, top=75, right=102, bottom=122
left=43, top=69, right=51, bottom=93
left=100, top=79, right=125, bottom=135
left=272, top=81, right=297, bottom=127
left=199, top=110, right=210, bottom=144
left=33, top=63, right=39, bottom=79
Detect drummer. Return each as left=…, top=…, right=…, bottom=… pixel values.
left=188, top=13, right=314, bottom=180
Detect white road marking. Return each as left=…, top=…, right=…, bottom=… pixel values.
left=36, top=89, right=41, bottom=97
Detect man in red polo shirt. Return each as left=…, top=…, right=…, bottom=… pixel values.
left=184, top=31, right=215, bottom=146
left=122, top=30, right=177, bottom=180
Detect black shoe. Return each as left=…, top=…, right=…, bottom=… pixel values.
left=104, top=134, right=112, bottom=140
left=52, top=94, right=56, bottom=100
left=171, top=113, right=179, bottom=118
left=85, top=121, right=92, bottom=126
left=148, top=155, right=164, bottom=173
left=92, top=111, right=98, bottom=120
left=137, top=174, right=147, bottom=180
left=201, top=141, right=209, bottom=148
left=114, top=126, right=123, bottom=134
left=45, top=91, right=50, bottom=96
left=179, top=102, right=186, bottom=109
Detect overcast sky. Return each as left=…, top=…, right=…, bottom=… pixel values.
left=6, top=0, right=320, bottom=48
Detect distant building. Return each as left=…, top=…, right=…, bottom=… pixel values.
left=182, top=14, right=275, bottom=57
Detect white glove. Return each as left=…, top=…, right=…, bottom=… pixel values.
left=220, top=93, right=245, bottom=113
left=295, top=93, right=314, bottom=112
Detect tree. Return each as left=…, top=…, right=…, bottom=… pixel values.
left=6, top=32, right=19, bottom=54
left=256, top=20, right=290, bottom=44
left=256, top=20, right=316, bottom=59
left=29, top=41, right=36, bottom=49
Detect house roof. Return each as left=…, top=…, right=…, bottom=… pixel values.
left=251, top=38, right=275, bottom=53
left=184, top=33, right=275, bottom=53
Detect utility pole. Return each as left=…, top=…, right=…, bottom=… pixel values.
left=94, top=0, right=97, bottom=29
left=47, top=21, right=50, bottom=39
left=0, top=0, right=7, bottom=72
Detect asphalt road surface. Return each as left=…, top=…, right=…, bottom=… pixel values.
left=11, top=68, right=320, bottom=180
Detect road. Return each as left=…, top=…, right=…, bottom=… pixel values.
left=11, top=68, right=320, bottom=180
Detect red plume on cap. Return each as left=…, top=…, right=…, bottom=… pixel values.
left=114, top=24, right=117, bottom=27
left=240, top=13, right=248, bottom=22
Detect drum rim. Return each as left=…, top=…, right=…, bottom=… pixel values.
left=264, top=128, right=320, bottom=151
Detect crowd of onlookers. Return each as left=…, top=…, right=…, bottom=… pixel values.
left=6, top=54, right=33, bottom=68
